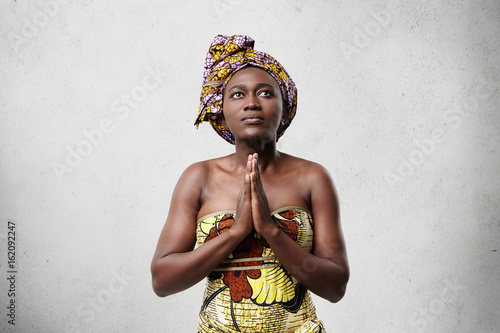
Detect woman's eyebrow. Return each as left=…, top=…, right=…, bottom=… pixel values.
left=228, top=84, right=246, bottom=91
left=228, top=83, right=275, bottom=91
left=255, top=83, right=274, bottom=89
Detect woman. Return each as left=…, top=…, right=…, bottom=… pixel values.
left=151, top=35, right=349, bottom=332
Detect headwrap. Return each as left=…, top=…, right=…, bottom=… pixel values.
left=194, top=35, right=297, bottom=144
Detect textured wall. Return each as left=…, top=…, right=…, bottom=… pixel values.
left=1, top=0, right=499, bottom=332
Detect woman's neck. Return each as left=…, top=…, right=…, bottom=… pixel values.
left=232, top=140, right=281, bottom=172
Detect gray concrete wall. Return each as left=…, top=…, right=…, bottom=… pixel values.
left=1, top=0, right=499, bottom=332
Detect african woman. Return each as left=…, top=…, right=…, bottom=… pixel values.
left=151, top=35, right=349, bottom=332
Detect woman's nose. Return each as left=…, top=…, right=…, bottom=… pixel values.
left=244, top=94, right=261, bottom=110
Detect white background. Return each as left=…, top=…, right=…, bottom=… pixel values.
left=1, top=0, right=499, bottom=332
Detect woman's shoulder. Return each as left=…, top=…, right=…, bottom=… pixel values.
left=280, top=152, right=331, bottom=178
left=280, top=153, right=338, bottom=210
left=180, top=155, right=232, bottom=180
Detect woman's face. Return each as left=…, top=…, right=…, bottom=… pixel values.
left=222, top=66, right=283, bottom=144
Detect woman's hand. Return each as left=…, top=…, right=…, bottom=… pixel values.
left=231, top=154, right=254, bottom=238
left=249, top=153, right=278, bottom=236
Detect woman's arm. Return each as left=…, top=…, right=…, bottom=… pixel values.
left=251, top=157, right=349, bottom=303
left=151, top=159, right=254, bottom=297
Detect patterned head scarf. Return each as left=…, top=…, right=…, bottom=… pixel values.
left=194, top=35, right=297, bottom=144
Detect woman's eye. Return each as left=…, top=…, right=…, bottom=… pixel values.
left=258, top=90, right=272, bottom=97
left=231, top=92, right=243, bottom=98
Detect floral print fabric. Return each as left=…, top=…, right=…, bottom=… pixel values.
left=196, top=207, right=325, bottom=332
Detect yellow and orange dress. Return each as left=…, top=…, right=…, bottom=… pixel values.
left=196, top=206, right=325, bottom=332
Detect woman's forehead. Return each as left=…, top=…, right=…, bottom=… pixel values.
left=226, top=66, right=280, bottom=89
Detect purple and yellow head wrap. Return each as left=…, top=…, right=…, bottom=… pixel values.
left=194, top=35, right=298, bottom=144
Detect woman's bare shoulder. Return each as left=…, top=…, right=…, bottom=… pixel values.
left=280, top=152, right=331, bottom=178
left=170, top=155, right=234, bottom=214
left=179, top=155, right=233, bottom=183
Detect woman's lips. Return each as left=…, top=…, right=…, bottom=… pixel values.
left=242, top=114, right=264, bottom=123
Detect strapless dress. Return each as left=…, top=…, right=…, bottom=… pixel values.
left=196, top=206, right=325, bottom=332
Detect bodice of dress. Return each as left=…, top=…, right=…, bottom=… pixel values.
left=196, top=206, right=325, bottom=333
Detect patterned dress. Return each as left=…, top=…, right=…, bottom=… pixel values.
left=196, top=206, right=325, bottom=332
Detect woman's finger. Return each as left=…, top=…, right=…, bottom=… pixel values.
left=252, top=154, right=263, bottom=192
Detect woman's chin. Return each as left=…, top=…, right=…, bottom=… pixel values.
left=235, top=131, right=276, bottom=144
